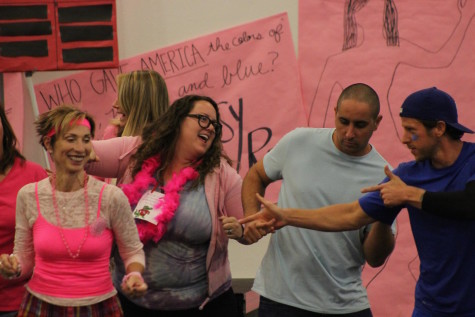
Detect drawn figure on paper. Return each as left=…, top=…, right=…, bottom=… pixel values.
left=309, top=0, right=475, bottom=142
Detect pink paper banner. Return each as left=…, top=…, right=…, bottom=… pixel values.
left=3, top=72, right=24, bottom=149
left=34, top=13, right=306, bottom=191
left=299, top=1, right=475, bottom=316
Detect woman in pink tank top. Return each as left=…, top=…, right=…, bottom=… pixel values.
left=0, top=106, right=147, bottom=317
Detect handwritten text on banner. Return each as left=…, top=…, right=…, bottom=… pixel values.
left=34, top=13, right=306, bottom=185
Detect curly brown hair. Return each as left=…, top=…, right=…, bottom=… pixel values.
left=131, top=95, right=231, bottom=188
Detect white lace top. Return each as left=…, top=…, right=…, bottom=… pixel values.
left=13, top=176, right=145, bottom=306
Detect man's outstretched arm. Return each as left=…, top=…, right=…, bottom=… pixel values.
left=240, top=194, right=376, bottom=232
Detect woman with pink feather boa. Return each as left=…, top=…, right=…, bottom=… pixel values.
left=86, top=95, right=246, bottom=317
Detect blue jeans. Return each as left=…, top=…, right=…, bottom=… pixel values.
left=258, top=296, right=373, bottom=317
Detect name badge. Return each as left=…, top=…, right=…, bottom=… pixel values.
left=133, top=190, right=164, bottom=225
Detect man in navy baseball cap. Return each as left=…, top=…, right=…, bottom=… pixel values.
left=400, top=86, right=474, bottom=134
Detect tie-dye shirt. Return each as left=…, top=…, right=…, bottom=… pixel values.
left=122, top=184, right=212, bottom=310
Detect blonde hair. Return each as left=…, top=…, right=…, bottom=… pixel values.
left=35, top=105, right=95, bottom=149
left=116, top=70, right=169, bottom=136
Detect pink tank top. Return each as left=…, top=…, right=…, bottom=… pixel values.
left=27, top=183, right=115, bottom=298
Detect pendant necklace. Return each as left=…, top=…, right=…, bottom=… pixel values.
left=51, top=173, right=90, bottom=259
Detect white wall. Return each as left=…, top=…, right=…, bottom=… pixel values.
left=24, top=0, right=298, bottom=278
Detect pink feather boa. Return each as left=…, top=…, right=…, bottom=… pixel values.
left=121, top=156, right=199, bottom=244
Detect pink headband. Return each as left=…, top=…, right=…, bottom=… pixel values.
left=46, top=118, right=91, bottom=138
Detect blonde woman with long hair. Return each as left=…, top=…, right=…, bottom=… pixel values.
left=103, top=70, right=169, bottom=139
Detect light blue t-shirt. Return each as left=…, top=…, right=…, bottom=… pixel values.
left=253, top=128, right=393, bottom=314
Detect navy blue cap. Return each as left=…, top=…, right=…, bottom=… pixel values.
left=400, top=87, right=473, bottom=134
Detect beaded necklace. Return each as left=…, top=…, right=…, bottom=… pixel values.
left=50, top=173, right=90, bottom=259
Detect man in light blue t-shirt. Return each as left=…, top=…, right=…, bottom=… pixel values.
left=243, top=87, right=475, bottom=317
left=241, top=83, right=396, bottom=316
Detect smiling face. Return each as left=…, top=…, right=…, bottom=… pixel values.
left=46, top=124, right=92, bottom=176
left=175, top=100, right=218, bottom=162
left=333, top=98, right=382, bottom=156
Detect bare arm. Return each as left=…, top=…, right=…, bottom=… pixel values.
left=284, top=200, right=374, bottom=231
left=241, top=194, right=375, bottom=232
left=242, top=160, right=272, bottom=216
left=241, top=160, right=274, bottom=243
left=362, top=222, right=395, bottom=268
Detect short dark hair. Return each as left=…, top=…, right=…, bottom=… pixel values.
left=336, top=83, right=380, bottom=118
left=420, top=119, right=463, bottom=140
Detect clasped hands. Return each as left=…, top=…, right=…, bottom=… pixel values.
left=228, top=166, right=418, bottom=244
left=0, top=254, right=21, bottom=279
left=219, top=194, right=289, bottom=244
left=120, top=272, right=148, bottom=298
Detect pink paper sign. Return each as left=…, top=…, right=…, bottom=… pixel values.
left=299, top=1, right=475, bottom=316
left=3, top=72, right=24, bottom=148
left=34, top=13, right=306, bottom=188
left=299, top=0, right=475, bottom=168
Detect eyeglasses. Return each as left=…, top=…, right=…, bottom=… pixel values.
left=187, top=114, right=222, bottom=133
